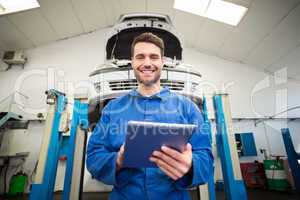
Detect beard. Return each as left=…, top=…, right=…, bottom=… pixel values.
left=134, top=69, right=161, bottom=87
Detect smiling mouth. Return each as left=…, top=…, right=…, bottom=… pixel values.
left=139, top=69, right=156, bottom=74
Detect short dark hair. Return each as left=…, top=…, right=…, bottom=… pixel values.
left=131, top=32, right=164, bottom=57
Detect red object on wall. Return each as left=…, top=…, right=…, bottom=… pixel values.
left=240, top=161, right=267, bottom=188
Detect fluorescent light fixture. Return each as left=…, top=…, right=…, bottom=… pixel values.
left=174, top=0, right=248, bottom=26
left=206, top=0, right=248, bottom=26
left=174, top=0, right=210, bottom=16
left=0, top=0, right=40, bottom=16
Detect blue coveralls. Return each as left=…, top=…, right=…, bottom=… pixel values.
left=86, top=87, right=213, bottom=200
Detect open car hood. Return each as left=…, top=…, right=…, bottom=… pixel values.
left=105, top=13, right=182, bottom=61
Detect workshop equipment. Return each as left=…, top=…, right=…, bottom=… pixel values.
left=29, top=90, right=88, bottom=200
left=263, top=157, right=289, bottom=191
left=0, top=152, right=29, bottom=196
left=8, top=171, right=28, bottom=196
left=281, top=128, right=300, bottom=192
left=198, top=96, right=215, bottom=200
left=213, top=94, right=248, bottom=200
left=240, top=162, right=267, bottom=188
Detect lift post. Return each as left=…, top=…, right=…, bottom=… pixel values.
left=29, top=90, right=88, bottom=200
left=198, top=96, right=216, bottom=200
left=281, top=128, right=300, bottom=192
left=62, top=95, right=88, bottom=200
left=29, top=90, right=67, bottom=199
left=213, top=94, right=247, bottom=200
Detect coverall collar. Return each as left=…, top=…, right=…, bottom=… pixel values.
left=129, top=86, right=170, bottom=101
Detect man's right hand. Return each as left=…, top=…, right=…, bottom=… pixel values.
left=116, top=145, right=125, bottom=171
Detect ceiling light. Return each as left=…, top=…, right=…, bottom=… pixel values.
left=206, top=0, right=248, bottom=26
left=174, top=0, right=248, bottom=26
left=0, top=0, right=40, bottom=16
left=174, top=0, right=210, bottom=16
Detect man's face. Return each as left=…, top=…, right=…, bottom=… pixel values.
left=131, top=42, right=164, bottom=87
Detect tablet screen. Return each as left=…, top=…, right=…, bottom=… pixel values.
left=123, top=121, right=196, bottom=168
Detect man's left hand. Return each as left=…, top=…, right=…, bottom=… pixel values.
left=150, top=143, right=193, bottom=181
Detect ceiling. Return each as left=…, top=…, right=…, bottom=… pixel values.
left=0, top=0, right=300, bottom=80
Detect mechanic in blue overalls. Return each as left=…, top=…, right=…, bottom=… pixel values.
left=86, top=32, right=213, bottom=200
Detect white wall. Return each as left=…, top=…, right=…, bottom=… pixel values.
left=183, top=48, right=300, bottom=119
left=0, top=27, right=299, bottom=192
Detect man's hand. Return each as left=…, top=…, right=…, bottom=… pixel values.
left=150, top=143, right=193, bottom=181
left=116, top=145, right=125, bottom=171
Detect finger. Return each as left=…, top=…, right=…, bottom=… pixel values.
left=118, top=145, right=125, bottom=162
left=121, top=144, right=125, bottom=151
left=119, top=144, right=125, bottom=154
left=152, top=151, right=187, bottom=174
left=152, top=156, right=183, bottom=179
left=161, top=146, right=186, bottom=163
left=150, top=157, right=180, bottom=180
left=158, top=164, right=179, bottom=180
left=186, top=143, right=192, bottom=152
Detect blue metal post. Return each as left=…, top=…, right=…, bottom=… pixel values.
left=62, top=100, right=79, bottom=200
left=30, top=91, right=67, bottom=200
left=62, top=100, right=88, bottom=200
left=202, top=96, right=216, bottom=200
left=213, top=95, right=247, bottom=200
left=281, top=128, right=300, bottom=192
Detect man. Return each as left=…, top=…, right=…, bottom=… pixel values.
left=86, top=32, right=213, bottom=200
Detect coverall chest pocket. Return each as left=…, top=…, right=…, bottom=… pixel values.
left=156, top=111, right=187, bottom=124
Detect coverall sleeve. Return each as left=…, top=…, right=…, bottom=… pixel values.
left=175, top=100, right=214, bottom=189
left=86, top=103, right=118, bottom=185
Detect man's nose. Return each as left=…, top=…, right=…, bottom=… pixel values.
left=143, top=57, right=151, bottom=67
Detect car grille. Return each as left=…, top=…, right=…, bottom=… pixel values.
left=108, top=79, right=185, bottom=91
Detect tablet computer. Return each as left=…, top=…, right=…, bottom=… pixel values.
left=123, top=121, right=196, bottom=168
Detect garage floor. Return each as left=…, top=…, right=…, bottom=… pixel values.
left=1, top=189, right=299, bottom=200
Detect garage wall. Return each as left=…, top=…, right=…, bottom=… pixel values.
left=0, top=27, right=299, bottom=192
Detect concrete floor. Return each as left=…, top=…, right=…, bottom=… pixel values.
left=0, top=189, right=299, bottom=200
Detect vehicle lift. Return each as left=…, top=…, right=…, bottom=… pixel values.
left=212, top=94, right=247, bottom=200
left=29, top=90, right=88, bottom=200
left=198, top=96, right=216, bottom=200
left=29, top=90, right=247, bottom=200
left=281, top=128, right=300, bottom=193
left=199, top=94, right=247, bottom=200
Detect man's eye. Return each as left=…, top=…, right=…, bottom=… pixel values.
left=135, top=55, right=144, bottom=59
left=150, top=55, right=159, bottom=59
